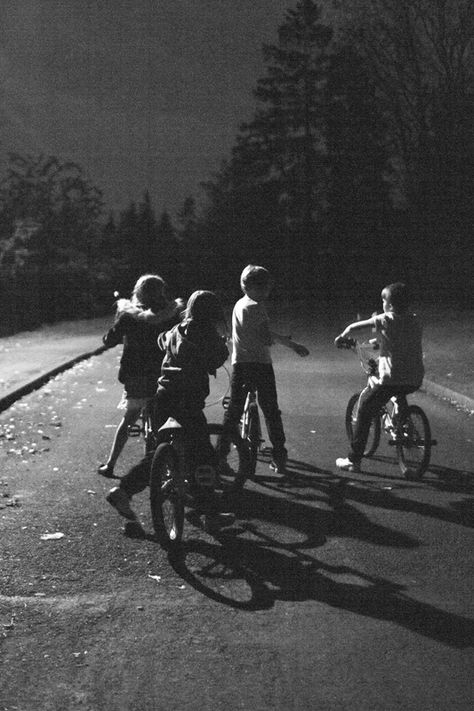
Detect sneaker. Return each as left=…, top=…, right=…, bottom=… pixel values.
left=269, top=458, right=287, bottom=475
left=98, top=463, right=117, bottom=479
left=335, top=457, right=361, bottom=474
left=106, top=487, right=137, bottom=520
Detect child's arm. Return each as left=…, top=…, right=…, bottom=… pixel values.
left=270, top=331, right=309, bottom=357
left=136, top=298, right=185, bottom=323
left=334, top=316, right=376, bottom=346
left=102, top=315, right=126, bottom=348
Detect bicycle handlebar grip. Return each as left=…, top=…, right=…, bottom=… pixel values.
left=335, top=336, right=356, bottom=349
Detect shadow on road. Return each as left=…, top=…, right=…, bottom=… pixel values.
left=168, top=516, right=474, bottom=649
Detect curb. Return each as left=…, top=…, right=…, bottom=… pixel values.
left=0, top=345, right=107, bottom=414
left=422, top=378, right=474, bottom=413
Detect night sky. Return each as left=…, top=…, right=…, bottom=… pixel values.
left=1, top=0, right=296, bottom=215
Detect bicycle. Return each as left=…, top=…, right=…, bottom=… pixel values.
left=337, top=336, right=436, bottom=480
left=223, top=386, right=269, bottom=479
left=149, top=417, right=249, bottom=548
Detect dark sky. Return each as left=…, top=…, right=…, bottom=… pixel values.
left=1, top=0, right=298, bottom=216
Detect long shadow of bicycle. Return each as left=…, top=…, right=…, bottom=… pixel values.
left=167, top=479, right=419, bottom=607
left=168, top=510, right=473, bottom=648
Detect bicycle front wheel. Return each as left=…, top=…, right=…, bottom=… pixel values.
left=149, top=443, right=185, bottom=546
left=345, top=392, right=381, bottom=457
left=396, top=405, right=431, bottom=480
left=208, top=423, right=249, bottom=494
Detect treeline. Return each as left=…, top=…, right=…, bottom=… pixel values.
left=1, top=0, right=473, bottom=335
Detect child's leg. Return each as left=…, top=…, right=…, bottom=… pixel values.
left=254, top=364, right=287, bottom=463
left=119, top=455, right=153, bottom=498
left=102, top=405, right=141, bottom=470
left=349, top=386, right=392, bottom=463
left=106, top=455, right=152, bottom=521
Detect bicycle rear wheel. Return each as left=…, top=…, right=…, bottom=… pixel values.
left=345, top=392, right=381, bottom=457
left=149, top=443, right=184, bottom=546
left=396, top=405, right=431, bottom=480
left=208, top=423, right=249, bottom=494
left=246, top=403, right=261, bottom=478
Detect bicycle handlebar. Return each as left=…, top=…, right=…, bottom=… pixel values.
left=335, top=336, right=357, bottom=349
left=335, top=336, right=380, bottom=351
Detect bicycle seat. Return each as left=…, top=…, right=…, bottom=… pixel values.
left=158, top=417, right=183, bottom=432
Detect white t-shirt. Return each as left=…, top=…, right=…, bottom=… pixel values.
left=231, top=295, right=272, bottom=365
left=373, top=311, right=424, bottom=387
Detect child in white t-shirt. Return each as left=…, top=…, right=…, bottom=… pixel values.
left=222, top=265, right=309, bottom=475
left=334, top=282, right=424, bottom=473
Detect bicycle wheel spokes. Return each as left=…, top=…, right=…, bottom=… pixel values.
left=150, top=443, right=184, bottom=545
left=396, top=405, right=431, bottom=480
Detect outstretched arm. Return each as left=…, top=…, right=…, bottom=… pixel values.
left=334, top=317, right=375, bottom=346
left=270, top=331, right=309, bottom=357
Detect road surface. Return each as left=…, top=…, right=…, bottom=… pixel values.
left=1, top=321, right=473, bottom=710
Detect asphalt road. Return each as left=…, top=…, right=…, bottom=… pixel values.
left=0, top=335, right=473, bottom=711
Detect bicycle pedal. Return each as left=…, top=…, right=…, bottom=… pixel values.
left=127, top=424, right=142, bottom=437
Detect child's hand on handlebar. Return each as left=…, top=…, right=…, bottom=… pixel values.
left=334, top=335, right=356, bottom=349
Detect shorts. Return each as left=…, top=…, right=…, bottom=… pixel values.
left=117, top=392, right=154, bottom=412
left=117, top=376, right=157, bottom=412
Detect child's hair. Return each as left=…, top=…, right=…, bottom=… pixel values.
left=183, top=290, right=224, bottom=324
left=131, top=274, right=167, bottom=311
left=240, top=264, right=272, bottom=292
left=381, top=282, right=410, bottom=313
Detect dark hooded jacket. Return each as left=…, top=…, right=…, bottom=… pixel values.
left=157, top=319, right=229, bottom=410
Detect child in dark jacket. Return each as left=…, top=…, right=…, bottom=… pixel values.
left=106, top=290, right=229, bottom=521
left=98, top=274, right=183, bottom=478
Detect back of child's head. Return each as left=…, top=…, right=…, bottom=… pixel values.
left=132, top=274, right=167, bottom=311
left=382, top=282, right=410, bottom=313
left=240, top=264, right=271, bottom=293
left=183, top=290, right=223, bottom=325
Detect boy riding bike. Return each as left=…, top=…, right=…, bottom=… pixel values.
left=334, top=282, right=424, bottom=473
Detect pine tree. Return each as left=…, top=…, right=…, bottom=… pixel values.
left=325, top=43, right=391, bottom=254
left=201, top=1, right=334, bottom=292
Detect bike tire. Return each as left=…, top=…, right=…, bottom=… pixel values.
left=208, top=423, right=249, bottom=494
left=247, top=403, right=261, bottom=478
left=149, top=442, right=185, bottom=547
left=345, top=392, right=381, bottom=457
left=396, top=404, right=431, bottom=480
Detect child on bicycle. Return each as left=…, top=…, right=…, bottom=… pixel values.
left=106, top=290, right=230, bottom=521
left=334, top=282, right=424, bottom=473
left=98, top=274, right=183, bottom=478
left=221, top=264, right=309, bottom=476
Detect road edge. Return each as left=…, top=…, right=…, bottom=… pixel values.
left=0, top=345, right=107, bottom=414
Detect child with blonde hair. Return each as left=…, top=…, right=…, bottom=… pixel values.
left=98, top=274, right=183, bottom=478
